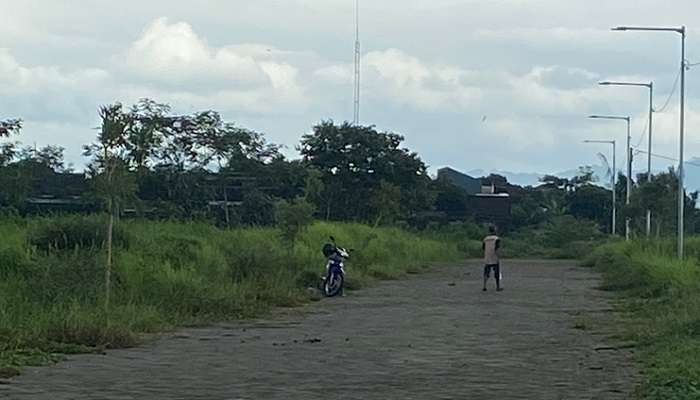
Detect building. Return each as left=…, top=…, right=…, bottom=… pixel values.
left=436, top=167, right=512, bottom=228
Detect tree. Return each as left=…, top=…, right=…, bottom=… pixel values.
left=84, top=104, right=136, bottom=312
left=300, top=121, right=431, bottom=222
left=369, top=180, right=402, bottom=226
left=0, top=119, right=21, bottom=137
left=19, top=145, right=69, bottom=173
left=630, top=168, right=697, bottom=237
left=433, top=177, right=469, bottom=220
left=125, top=99, right=172, bottom=172
left=276, top=197, right=315, bottom=243
left=570, top=166, right=597, bottom=189
left=239, top=189, right=276, bottom=226
left=568, top=185, right=611, bottom=231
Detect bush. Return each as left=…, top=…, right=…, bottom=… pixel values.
left=542, top=215, right=603, bottom=248
left=276, top=198, right=315, bottom=242
left=28, top=215, right=130, bottom=253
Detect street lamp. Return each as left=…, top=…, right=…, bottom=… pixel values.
left=612, top=25, right=686, bottom=257
left=583, top=139, right=617, bottom=235
left=589, top=115, right=632, bottom=241
left=599, top=80, right=654, bottom=236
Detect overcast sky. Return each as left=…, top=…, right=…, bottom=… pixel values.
left=2, top=0, right=700, bottom=175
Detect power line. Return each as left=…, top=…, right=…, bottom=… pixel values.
left=654, top=65, right=682, bottom=113
left=635, top=116, right=648, bottom=148
left=633, top=147, right=700, bottom=168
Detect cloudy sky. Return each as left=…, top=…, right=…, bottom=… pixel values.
left=2, top=0, right=700, bottom=176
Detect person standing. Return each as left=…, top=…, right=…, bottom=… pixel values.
left=482, top=226, right=503, bottom=292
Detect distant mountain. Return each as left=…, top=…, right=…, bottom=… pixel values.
left=468, top=159, right=700, bottom=193
left=467, top=166, right=611, bottom=187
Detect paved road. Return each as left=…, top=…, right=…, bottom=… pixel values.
left=1, top=260, right=637, bottom=399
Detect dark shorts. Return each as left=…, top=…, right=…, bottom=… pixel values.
left=484, top=263, right=500, bottom=279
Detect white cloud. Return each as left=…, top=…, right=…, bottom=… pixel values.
left=319, top=48, right=485, bottom=111
left=123, top=17, right=303, bottom=100
left=0, top=48, right=110, bottom=123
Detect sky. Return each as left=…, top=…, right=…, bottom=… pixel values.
left=2, top=0, right=700, bottom=177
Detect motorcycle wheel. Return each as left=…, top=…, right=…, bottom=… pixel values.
left=323, top=272, right=344, bottom=297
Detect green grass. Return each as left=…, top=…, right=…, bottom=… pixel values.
left=584, top=240, right=700, bottom=399
left=0, top=217, right=461, bottom=374
left=426, top=219, right=605, bottom=260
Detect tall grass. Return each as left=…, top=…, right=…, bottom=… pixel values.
left=0, top=217, right=461, bottom=376
left=584, top=240, right=700, bottom=399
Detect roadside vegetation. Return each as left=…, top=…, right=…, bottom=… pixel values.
left=0, top=216, right=460, bottom=377
left=584, top=240, right=700, bottom=399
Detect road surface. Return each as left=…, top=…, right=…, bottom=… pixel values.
left=1, top=260, right=637, bottom=399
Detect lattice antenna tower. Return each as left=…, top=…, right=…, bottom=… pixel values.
left=353, top=0, right=361, bottom=125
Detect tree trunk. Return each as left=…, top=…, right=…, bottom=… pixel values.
left=223, top=182, right=230, bottom=228
left=373, top=213, right=383, bottom=228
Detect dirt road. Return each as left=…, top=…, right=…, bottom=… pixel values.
left=1, top=260, right=637, bottom=399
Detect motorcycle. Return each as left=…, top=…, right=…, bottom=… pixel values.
left=319, top=236, right=351, bottom=297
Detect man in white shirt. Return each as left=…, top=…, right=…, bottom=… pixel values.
left=482, top=226, right=503, bottom=292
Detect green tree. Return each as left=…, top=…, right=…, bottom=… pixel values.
left=300, top=121, right=430, bottom=222
left=0, top=119, right=21, bottom=137
left=239, top=189, right=276, bottom=226
left=433, top=177, right=469, bottom=221
left=568, top=185, right=611, bottom=232
left=276, top=197, right=315, bottom=243
left=630, top=168, right=697, bottom=237
left=370, top=180, right=402, bottom=226
left=84, top=104, right=136, bottom=312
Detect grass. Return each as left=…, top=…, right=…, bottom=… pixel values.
left=0, top=216, right=461, bottom=375
left=583, top=239, right=700, bottom=399
left=427, top=218, right=605, bottom=260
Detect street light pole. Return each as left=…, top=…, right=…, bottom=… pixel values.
left=599, top=81, right=654, bottom=236
left=612, top=25, right=686, bottom=257
left=589, top=115, right=632, bottom=240
left=584, top=139, right=617, bottom=235
left=626, top=117, right=632, bottom=241
left=680, top=27, right=686, bottom=259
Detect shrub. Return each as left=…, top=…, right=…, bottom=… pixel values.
left=28, top=215, right=130, bottom=253
left=276, top=198, right=315, bottom=242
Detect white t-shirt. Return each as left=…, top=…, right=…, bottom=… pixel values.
left=483, top=235, right=501, bottom=265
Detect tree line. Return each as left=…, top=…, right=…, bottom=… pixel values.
left=2, top=99, right=699, bottom=237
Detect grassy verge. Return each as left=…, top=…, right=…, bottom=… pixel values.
left=0, top=217, right=461, bottom=377
left=427, top=218, right=605, bottom=260
left=584, top=239, right=700, bottom=399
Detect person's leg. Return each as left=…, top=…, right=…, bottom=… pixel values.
left=483, top=265, right=490, bottom=291
left=495, top=263, right=503, bottom=291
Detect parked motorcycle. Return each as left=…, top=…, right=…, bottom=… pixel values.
left=319, top=236, right=351, bottom=297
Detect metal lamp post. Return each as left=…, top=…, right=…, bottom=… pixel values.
left=612, top=25, right=686, bottom=257
left=584, top=139, right=617, bottom=235
left=589, top=115, right=632, bottom=241
left=599, top=81, right=653, bottom=236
